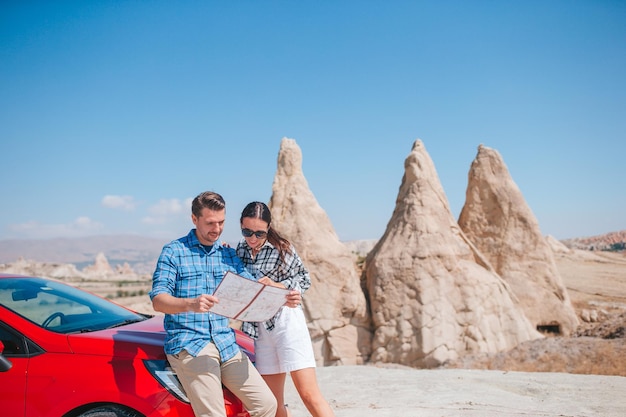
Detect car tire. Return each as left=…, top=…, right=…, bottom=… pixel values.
left=77, top=405, right=142, bottom=417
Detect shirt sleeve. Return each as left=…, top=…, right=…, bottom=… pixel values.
left=221, top=245, right=256, bottom=280
left=149, top=244, right=178, bottom=299
left=284, top=246, right=311, bottom=293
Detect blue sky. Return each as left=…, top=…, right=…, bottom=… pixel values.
left=1, top=1, right=624, bottom=245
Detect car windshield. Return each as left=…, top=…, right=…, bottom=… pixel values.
left=0, top=277, right=147, bottom=334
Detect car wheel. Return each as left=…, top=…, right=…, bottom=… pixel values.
left=77, top=405, right=142, bottom=417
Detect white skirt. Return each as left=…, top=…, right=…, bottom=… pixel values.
left=254, top=306, right=316, bottom=374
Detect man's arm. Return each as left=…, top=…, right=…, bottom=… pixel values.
left=152, top=293, right=220, bottom=314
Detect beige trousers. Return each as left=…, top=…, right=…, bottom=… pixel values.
left=167, top=343, right=277, bottom=417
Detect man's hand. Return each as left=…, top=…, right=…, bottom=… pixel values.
left=189, top=294, right=219, bottom=313
left=153, top=292, right=219, bottom=314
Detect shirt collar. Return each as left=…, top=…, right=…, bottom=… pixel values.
left=189, top=229, right=223, bottom=251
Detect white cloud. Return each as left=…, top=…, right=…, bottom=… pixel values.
left=102, top=195, right=136, bottom=211
left=8, top=217, right=104, bottom=239
left=141, top=198, right=190, bottom=225
left=141, top=217, right=162, bottom=225
left=149, top=199, right=185, bottom=215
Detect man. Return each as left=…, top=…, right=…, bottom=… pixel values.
left=150, top=191, right=300, bottom=417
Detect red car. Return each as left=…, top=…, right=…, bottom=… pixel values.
left=0, top=273, right=254, bottom=417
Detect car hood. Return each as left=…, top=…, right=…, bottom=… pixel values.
left=67, top=316, right=167, bottom=359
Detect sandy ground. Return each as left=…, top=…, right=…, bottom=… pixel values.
left=283, top=365, right=626, bottom=417
left=554, top=250, right=626, bottom=308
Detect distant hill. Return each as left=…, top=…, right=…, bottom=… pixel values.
left=561, top=230, right=626, bottom=251
left=1, top=231, right=623, bottom=274
left=0, top=235, right=167, bottom=274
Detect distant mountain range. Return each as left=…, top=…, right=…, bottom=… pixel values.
left=0, top=235, right=167, bottom=274
left=560, top=230, right=626, bottom=251
left=0, top=231, right=623, bottom=274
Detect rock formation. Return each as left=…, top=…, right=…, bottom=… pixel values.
left=0, top=253, right=142, bottom=282
left=268, top=137, right=371, bottom=365
left=343, top=239, right=377, bottom=258
left=546, top=235, right=572, bottom=254
left=365, top=140, right=540, bottom=368
left=458, top=144, right=579, bottom=335
left=115, top=262, right=137, bottom=276
left=82, top=252, right=114, bottom=276
left=1, top=257, right=85, bottom=279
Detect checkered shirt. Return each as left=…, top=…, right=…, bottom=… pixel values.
left=236, top=239, right=311, bottom=339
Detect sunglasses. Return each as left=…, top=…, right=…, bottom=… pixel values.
left=241, top=228, right=268, bottom=239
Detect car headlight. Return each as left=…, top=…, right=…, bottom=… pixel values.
left=143, top=359, right=190, bottom=403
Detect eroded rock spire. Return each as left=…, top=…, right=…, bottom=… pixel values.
left=458, top=144, right=579, bottom=335
left=269, top=137, right=371, bottom=365
left=365, top=139, right=539, bottom=367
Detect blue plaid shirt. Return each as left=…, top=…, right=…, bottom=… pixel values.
left=150, top=229, right=255, bottom=361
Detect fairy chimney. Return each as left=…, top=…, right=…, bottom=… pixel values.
left=83, top=252, right=114, bottom=277
left=269, top=137, right=371, bottom=365
left=365, top=139, right=540, bottom=368
left=458, top=144, right=579, bottom=335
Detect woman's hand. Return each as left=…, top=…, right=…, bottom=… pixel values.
left=258, top=276, right=286, bottom=289
left=257, top=277, right=301, bottom=308
left=284, top=290, right=301, bottom=308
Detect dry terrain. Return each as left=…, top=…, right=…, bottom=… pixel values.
left=281, top=248, right=626, bottom=417
left=442, top=249, right=626, bottom=376
left=3, top=244, right=625, bottom=416
left=109, top=246, right=626, bottom=377
left=2, top=244, right=624, bottom=377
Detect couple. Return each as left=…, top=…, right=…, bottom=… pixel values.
left=149, top=191, right=334, bottom=417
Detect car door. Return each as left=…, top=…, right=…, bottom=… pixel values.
left=0, top=322, right=29, bottom=417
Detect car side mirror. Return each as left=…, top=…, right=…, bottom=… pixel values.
left=0, top=341, right=12, bottom=372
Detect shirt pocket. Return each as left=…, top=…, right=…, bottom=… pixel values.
left=208, top=268, right=228, bottom=293
left=176, top=265, right=206, bottom=297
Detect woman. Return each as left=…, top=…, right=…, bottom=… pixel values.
left=237, top=201, right=335, bottom=417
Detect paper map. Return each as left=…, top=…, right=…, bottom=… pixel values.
left=209, top=271, right=290, bottom=322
